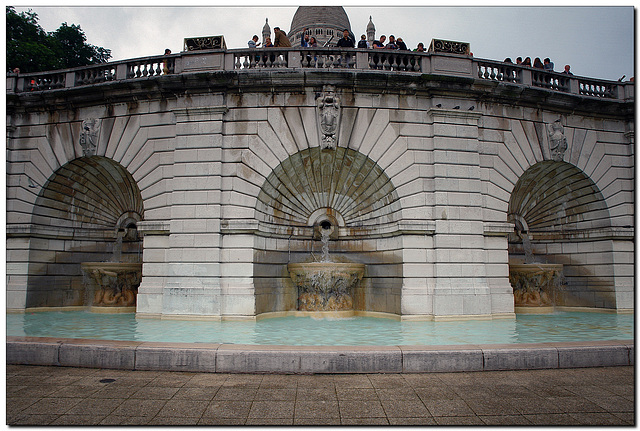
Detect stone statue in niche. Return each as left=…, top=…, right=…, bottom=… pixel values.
left=547, top=119, right=568, bottom=161
left=79, top=118, right=100, bottom=157
left=317, top=85, right=340, bottom=150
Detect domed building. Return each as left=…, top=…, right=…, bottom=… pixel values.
left=288, top=6, right=354, bottom=47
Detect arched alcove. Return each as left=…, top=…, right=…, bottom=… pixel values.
left=26, top=156, right=144, bottom=308
left=253, top=147, right=403, bottom=315
left=508, top=160, right=616, bottom=308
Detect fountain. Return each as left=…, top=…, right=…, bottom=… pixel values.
left=81, top=222, right=142, bottom=312
left=287, top=219, right=365, bottom=313
left=508, top=227, right=564, bottom=312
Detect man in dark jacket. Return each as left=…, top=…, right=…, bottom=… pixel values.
left=336, top=29, right=355, bottom=48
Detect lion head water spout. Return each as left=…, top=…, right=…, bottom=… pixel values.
left=288, top=219, right=365, bottom=312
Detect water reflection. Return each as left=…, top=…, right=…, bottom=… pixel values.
left=7, top=311, right=633, bottom=346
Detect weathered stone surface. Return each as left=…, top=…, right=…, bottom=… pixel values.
left=482, top=344, right=559, bottom=370
left=401, top=345, right=483, bottom=372
left=135, top=342, right=219, bottom=372
left=6, top=337, right=61, bottom=366
left=58, top=339, right=141, bottom=369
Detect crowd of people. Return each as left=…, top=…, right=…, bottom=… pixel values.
left=503, top=56, right=573, bottom=75
left=248, top=27, right=426, bottom=52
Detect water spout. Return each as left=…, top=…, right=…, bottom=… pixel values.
left=111, top=229, right=125, bottom=262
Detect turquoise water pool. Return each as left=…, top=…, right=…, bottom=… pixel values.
left=6, top=310, right=633, bottom=346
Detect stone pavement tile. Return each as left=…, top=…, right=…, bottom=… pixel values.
left=547, top=395, right=606, bottom=413
left=296, top=387, right=338, bottom=400
left=5, top=396, right=39, bottom=416
left=332, top=374, right=374, bottom=388
left=480, top=414, right=533, bottom=425
left=50, top=384, right=102, bottom=398
left=295, top=374, right=336, bottom=387
left=451, top=383, right=497, bottom=399
left=203, top=400, right=252, bottom=418
left=255, top=387, right=297, bottom=401
left=10, top=414, right=61, bottom=425
left=509, top=395, right=565, bottom=415
left=294, top=417, right=342, bottom=425
left=388, top=417, right=437, bottom=425
left=6, top=385, right=27, bottom=396
left=414, top=386, right=460, bottom=401
left=294, top=400, right=340, bottom=419
left=183, top=373, right=229, bottom=387
left=375, top=387, right=421, bottom=400
left=527, top=383, right=577, bottom=397
left=245, top=417, right=294, bottom=425
left=147, top=372, right=195, bottom=387
left=7, top=375, right=53, bottom=386
left=605, top=384, right=635, bottom=399
left=491, top=383, right=536, bottom=398
left=156, top=399, right=209, bottom=418
left=611, top=412, right=635, bottom=425
left=102, top=376, right=151, bottom=388
left=401, top=373, right=442, bottom=388
left=223, top=374, right=264, bottom=387
left=434, top=415, right=485, bottom=425
left=248, top=400, right=295, bottom=419
left=99, top=415, right=151, bottom=425
left=110, top=398, right=167, bottom=417
left=9, top=365, right=57, bottom=376
left=435, top=372, right=478, bottom=386
left=341, top=417, right=389, bottom=425
left=198, top=417, right=247, bottom=425
left=584, top=394, right=635, bottom=412
left=50, top=414, right=107, bottom=425
left=90, top=384, right=140, bottom=399
left=568, top=412, right=629, bottom=425
left=26, top=397, right=83, bottom=415
left=381, top=398, right=430, bottom=418
left=65, top=397, right=124, bottom=415
left=524, top=413, right=583, bottom=425
left=260, top=374, right=300, bottom=388
left=147, top=416, right=200, bottom=425
left=339, top=399, right=386, bottom=418
left=173, top=387, right=219, bottom=400
left=463, top=396, right=521, bottom=416
left=367, top=374, right=407, bottom=388
left=130, top=385, right=180, bottom=399
left=214, top=386, right=258, bottom=400
left=42, top=374, right=85, bottom=385
left=336, top=387, right=378, bottom=400
left=564, top=384, right=617, bottom=398
left=424, top=399, right=475, bottom=417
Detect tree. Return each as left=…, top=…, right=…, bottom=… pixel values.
left=6, top=6, right=111, bottom=73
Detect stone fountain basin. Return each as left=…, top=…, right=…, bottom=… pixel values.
left=81, top=262, right=142, bottom=311
left=288, top=262, right=365, bottom=312
left=509, top=263, right=563, bottom=311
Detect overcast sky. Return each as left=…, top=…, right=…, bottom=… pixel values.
left=12, top=4, right=635, bottom=81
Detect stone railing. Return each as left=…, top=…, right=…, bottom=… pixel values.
left=7, top=48, right=631, bottom=101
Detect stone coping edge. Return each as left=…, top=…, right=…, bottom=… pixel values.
left=6, top=337, right=634, bottom=374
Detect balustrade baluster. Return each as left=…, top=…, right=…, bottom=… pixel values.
left=242, top=56, right=249, bottom=69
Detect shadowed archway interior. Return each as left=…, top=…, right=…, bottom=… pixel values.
left=26, top=156, right=144, bottom=308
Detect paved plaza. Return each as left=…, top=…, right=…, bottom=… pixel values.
left=6, top=364, right=634, bottom=425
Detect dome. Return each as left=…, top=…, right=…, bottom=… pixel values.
left=289, top=6, right=352, bottom=47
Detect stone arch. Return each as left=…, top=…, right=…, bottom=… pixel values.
left=26, top=156, right=144, bottom=308
left=507, top=160, right=617, bottom=308
left=255, top=146, right=401, bottom=229
left=253, top=147, right=403, bottom=316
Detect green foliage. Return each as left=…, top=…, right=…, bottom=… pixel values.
left=6, top=6, right=112, bottom=73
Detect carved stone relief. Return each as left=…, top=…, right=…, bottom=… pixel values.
left=316, top=85, right=340, bottom=150
left=79, top=118, right=101, bottom=157
left=547, top=119, right=568, bottom=161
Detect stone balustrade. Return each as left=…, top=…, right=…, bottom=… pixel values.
left=7, top=48, right=632, bottom=100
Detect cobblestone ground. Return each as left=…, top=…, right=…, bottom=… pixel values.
left=6, top=365, right=634, bottom=425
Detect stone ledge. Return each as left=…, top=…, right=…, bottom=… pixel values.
left=5, top=337, right=633, bottom=374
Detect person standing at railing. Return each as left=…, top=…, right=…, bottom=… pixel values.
left=357, top=35, right=369, bottom=49
left=533, top=57, right=544, bottom=69
left=248, top=35, right=261, bottom=48
left=273, top=27, right=292, bottom=47
left=385, top=35, right=398, bottom=49
left=372, top=35, right=386, bottom=48
left=336, top=29, right=355, bottom=48
left=301, top=28, right=310, bottom=47
left=162, top=49, right=172, bottom=75
left=396, top=37, right=408, bottom=50
left=414, top=43, right=425, bottom=52
left=543, top=58, right=554, bottom=72
left=562, top=64, right=573, bottom=75
left=308, top=36, right=318, bottom=47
